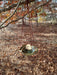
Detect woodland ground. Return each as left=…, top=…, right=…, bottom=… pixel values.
left=0, top=22, right=57, bottom=75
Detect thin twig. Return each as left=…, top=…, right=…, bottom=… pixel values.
left=0, top=0, right=21, bottom=27
left=0, top=0, right=51, bottom=29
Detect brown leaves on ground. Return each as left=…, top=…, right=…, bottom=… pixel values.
left=0, top=23, right=57, bottom=75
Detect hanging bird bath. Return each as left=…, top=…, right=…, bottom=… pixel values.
left=19, top=44, right=38, bottom=56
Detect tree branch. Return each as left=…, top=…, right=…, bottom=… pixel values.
left=0, top=0, right=21, bottom=27
left=0, top=0, right=51, bottom=29
left=0, top=0, right=35, bottom=13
